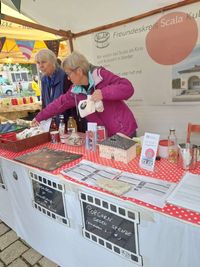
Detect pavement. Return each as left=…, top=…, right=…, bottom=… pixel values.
left=0, top=220, right=59, bottom=267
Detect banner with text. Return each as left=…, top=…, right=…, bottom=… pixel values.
left=89, top=3, right=200, bottom=106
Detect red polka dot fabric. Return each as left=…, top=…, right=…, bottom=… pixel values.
left=1, top=142, right=200, bottom=226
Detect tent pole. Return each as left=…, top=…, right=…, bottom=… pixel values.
left=0, top=1, right=1, bottom=24
left=73, top=0, right=200, bottom=38
left=68, top=38, right=74, bottom=52
left=0, top=13, right=71, bottom=38
left=67, top=31, right=74, bottom=52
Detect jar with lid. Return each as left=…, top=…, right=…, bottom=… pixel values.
left=168, top=128, right=178, bottom=163
left=67, top=116, right=77, bottom=134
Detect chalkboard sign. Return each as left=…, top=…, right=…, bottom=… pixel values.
left=30, top=171, right=68, bottom=226
left=80, top=193, right=142, bottom=265
left=0, top=166, right=6, bottom=190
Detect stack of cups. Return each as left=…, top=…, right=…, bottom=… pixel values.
left=158, top=140, right=168, bottom=158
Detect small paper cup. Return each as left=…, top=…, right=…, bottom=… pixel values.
left=158, top=140, right=168, bottom=158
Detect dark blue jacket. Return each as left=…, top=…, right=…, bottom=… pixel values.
left=41, top=67, right=72, bottom=126
left=41, top=67, right=87, bottom=131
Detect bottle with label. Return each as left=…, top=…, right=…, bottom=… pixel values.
left=50, top=116, right=58, bottom=131
left=67, top=116, right=77, bottom=134
left=168, top=128, right=178, bottom=163
left=58, top=115, right=66, bottom=142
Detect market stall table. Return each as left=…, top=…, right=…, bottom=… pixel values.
left=0, top=142, right=199, bottom=267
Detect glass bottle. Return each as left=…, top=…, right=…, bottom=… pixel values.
left=168, top=128, right=178, bottom=163
left=58, top=114, right=66, bottom=141
left=67, top=116, right=77, bottom=134
left=50, top=116, right=58, bottom=131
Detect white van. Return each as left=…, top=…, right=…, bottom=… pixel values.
left=0, top=82, right=17, bottom=96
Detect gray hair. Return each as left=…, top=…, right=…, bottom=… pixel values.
left=62, top=51, right=90, bottom=75
left=35, top=49, right=58, bottom=67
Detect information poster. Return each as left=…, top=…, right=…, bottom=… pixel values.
left=88, top=3, right=200, bottom=106
left=80, top=192, right=142, bottom=265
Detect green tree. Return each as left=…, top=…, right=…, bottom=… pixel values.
left=3, top=63, right=36, bottom=75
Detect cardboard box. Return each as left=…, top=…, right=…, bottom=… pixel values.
left=0, top=131, right=50, bottom=152
left=98, top=134, right=137, bottom=163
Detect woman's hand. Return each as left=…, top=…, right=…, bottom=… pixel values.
left=31, top=118, right=40, bottom=127
left=91, top=89, right=103, bottom=102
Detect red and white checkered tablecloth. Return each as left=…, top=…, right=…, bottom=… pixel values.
left=1, top=142, right=200, bottom=226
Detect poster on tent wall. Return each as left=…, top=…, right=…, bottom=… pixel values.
left=88, top=2, right=200, bottom=106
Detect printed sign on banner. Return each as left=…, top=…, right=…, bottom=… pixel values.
left=79, top=192, right=142, bottom=265
left=29, top=171, right=69, bottom=226
left=139, top=132, right=160, bottom=171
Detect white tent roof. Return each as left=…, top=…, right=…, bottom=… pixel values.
left=2, top=0, right=183, bottom=33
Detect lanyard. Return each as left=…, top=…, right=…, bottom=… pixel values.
left=46, top=73, right=56, bottom=101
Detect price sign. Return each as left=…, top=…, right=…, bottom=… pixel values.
left=30, top=171, right=68, bottom=226
left=139, top=132, right=160, bottom=171
left=80, top=192, right=142, bottom=265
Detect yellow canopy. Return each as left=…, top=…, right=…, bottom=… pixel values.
left=0, top=3, right=70, bottom=63
left=0, top=39, right=69, bottom=64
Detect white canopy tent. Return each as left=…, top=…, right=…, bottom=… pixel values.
left=1, top=0, right=200, bottom=142
left=1, top=0, right=192, bottom=34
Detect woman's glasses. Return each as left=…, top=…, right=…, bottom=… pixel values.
left=66, top=67, right=79, bottom=77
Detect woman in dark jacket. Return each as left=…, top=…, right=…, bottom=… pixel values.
left=35, top=49, right=86, bottom=131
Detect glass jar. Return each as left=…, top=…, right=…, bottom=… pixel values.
left=168, top=128, right=178, bottom=163
left=67, top=116, right=77, bottom=134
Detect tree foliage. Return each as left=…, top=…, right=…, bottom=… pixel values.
left=3, top=63, right=34, bottom=74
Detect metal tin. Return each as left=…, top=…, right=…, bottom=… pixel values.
left=178, top=143, right=198, bottom=170
left=97, top=126, right=106, bottom=142
left=50, top=131, right=60, bottom=143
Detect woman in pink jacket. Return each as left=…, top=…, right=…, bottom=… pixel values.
left=32, top=51, right=138, bottom=137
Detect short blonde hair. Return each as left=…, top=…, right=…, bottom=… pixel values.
left=62, top=51, right=90, bottom=75
left=35, top=49, right=58, bottom=67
